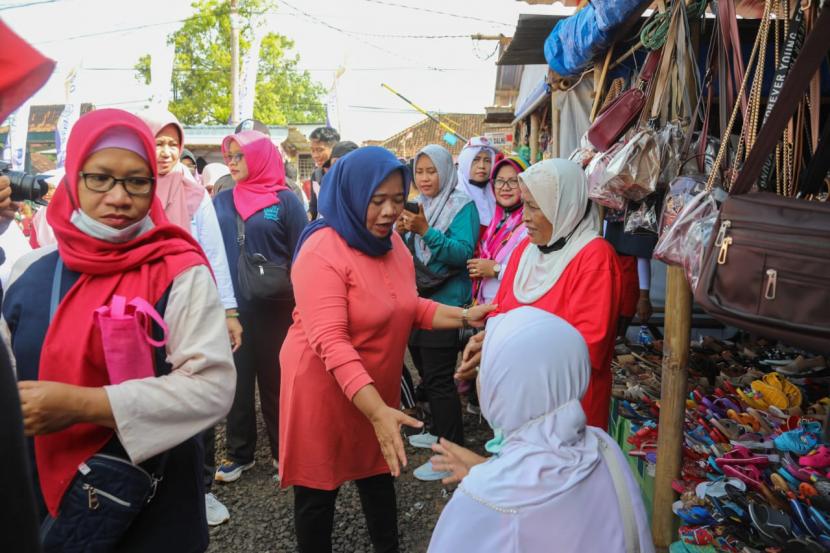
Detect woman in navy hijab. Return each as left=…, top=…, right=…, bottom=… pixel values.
left=279, top=147, right=494, bottom=552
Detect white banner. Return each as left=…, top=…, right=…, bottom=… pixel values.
left=7, top=99, right=32, bottom=171
left=325, top=66, right=345, bottom=129
left=55, top=64, right=82, bottom=169
left=237, top=23, right=267, bottom=122
left=149, top=41, right=176, bottom=108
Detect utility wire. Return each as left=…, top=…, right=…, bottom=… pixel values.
left=275, top=0, right=448, bottom=72
left=0, top=0, right=62, bottom=11
left=34, top=18, right=188, bottom=44
left=359, top=0, right=512, bottom=27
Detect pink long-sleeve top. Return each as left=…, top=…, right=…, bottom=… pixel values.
left=278, top=227, right=438, bottom=490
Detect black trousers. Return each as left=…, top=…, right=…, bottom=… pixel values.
left=203, top=426, right=215, bottom=491
left=294, top=474, right=398, bottom=553
left=225, top=304, right=293, bottom=464
left=409, top=329, right=464, bottom=444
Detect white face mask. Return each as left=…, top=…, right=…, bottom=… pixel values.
left=70, top=209, right=154, bottom=243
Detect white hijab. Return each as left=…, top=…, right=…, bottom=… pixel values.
left=513, top=159, right=601, bottom=304
left=428, top=307, right=655, bottom=553
left=456, top=137, right=498, bottom=226
left=412, top=145, right=471, bottom=264
left=461, top=307, right=600, bottom=509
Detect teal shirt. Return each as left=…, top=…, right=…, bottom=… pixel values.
left=417, top=201, right=480, bottom=306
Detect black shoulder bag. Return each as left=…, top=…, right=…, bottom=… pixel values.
left=235, top=212, right=293, bottom=302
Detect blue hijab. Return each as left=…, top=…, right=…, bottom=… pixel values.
left=295, top=146, right=411, bottom=257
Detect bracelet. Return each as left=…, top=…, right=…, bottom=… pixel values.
left=461, top=307, right=470, bottom=330
left=226, top=312, right=240, bottom=318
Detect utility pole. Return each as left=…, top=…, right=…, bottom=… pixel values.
left=230, top=0, right=240, bottom=124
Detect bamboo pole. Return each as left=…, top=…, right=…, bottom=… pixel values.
left=529, top=111, right=541, bottom=164
left=551, top=90, right=561, bottom=158
left=652, top=267, right=692, bottom=551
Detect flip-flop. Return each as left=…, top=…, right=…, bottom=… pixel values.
left=791, top=498, right=823, bottom=538
left=809, top=505, right=830, bottom=534
left=751, top=380, right=789, bottom=410
left=801, top=446, right=830, bottom=469
left=749, top=502, right=793, bottom=545
left=763, top=373, right=803, bottom=409
left=715, top=444, right=772, bottom=467
left=695, top=477, right=746, bottom=500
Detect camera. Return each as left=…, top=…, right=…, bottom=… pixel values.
left=0, top=161, right=49, bottom=202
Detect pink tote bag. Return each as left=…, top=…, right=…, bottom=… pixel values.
left=93, top=295, right=169, bottom=385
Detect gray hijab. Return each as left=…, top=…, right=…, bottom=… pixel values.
left=412, top=144, right=471, bottom=264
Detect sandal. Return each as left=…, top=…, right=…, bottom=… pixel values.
left=801, top=446, right=830, bottom=469
left=775, top=423, right=821, bottom=455
left=748, top=502, right=793, bottom=545
left=751, top=379, right=789, bottom=410
left=763, top=373, right=803, bottom=409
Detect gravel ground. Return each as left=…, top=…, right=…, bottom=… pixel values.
left=207, top=371, right=491, bottom=553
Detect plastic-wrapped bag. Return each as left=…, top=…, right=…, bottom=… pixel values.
left=602, top=130, right=660, bottom=201
left=657, top=175, right=707, bottom=238
left=657, top=123, right=684, bottom=185
left=624, top=195, right=659, bottom=235
left=683, top=206, right=720, bottom=292
left=653, top=187, right=723, bottom=267
left=568, top=145, right=596, bottom=169
left=585, top=145, right=626, bottom=210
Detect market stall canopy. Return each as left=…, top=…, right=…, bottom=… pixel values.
left=498, top=14, right=566, bottom=66
left=513, top=64, right=550, bottom=123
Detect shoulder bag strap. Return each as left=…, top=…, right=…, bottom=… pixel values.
left=730, top=5, right=830, bottom=196
left=598, top=438, right=641, bottom=553
left=235, top=211, right=245, bottom=248
left=49, top=256, right=63, bottom=323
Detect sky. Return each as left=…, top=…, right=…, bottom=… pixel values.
left=1, top=0, right=571, bottom=143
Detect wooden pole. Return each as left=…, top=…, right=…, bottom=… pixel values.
left=652, top=267, right=692, bottom=550
left=529, top=111, right=541, bottom=164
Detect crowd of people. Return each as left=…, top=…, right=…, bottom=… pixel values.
left=1, top=101, right=657, bottom=552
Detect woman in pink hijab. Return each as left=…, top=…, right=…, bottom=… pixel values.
left=140, top=108, right=241, bottom=526
left=211, top=130, right=308, bottom=486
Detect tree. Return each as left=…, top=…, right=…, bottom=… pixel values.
left=136, top=0, right=326, bottom=125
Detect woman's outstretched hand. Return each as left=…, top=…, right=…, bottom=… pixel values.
left=429, top=438, right=487, bottom=485
left=369, top=405, right=424, bottom=477
left=466, top=304, right=497, bottom=329
left=455, top=331, right=485, bottom=380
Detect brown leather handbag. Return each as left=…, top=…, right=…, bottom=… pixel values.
left=587, top=49, right=662, bottom=152
left=694, top=5, right=830, bottom=354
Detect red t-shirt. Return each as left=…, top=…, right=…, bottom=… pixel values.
left=493, top=237, right=623, bottom=429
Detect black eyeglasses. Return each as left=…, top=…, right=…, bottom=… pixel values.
left=494, top=177, right=520, bottom=190
left=79, top=173, right=155, bottom=197
left=224, top=152, right=244, bottom=164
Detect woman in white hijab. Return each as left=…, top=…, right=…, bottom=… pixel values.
left=428, top=307, right=654, bottom=553
left=456, top=137, right=499, bottom=227
left=457, top=159, right=622, bottom=429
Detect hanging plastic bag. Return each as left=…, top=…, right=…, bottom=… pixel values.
left=601, top=130, right=660, bottom=202
left=94, top=295, right=168, bottom=385
left=657, top=123, right=684, bottom=186
left=653, top=187, right=724, bottom=267
left=585, top=144, right=626, bottom=211
left=624, top=195, right=660, bottom=235
left=683, top=205, right=721, bottom=292
left=656, top=175, right=708, bottom=238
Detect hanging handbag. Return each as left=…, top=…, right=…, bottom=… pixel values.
left=601, top=129, right=661, bottom=201
left=235, top=212, right=293, bottom=302
left=695, top=5, right=830, bottom=355
left=587, top=49, right=663, bottom=152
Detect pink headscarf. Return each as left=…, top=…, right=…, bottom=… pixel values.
left=222, top=130, right=288, bottom=221
left=139, top=108, right=204, bottom=230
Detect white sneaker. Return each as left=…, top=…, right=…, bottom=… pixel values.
left=205, top=493, right=230, bottom=526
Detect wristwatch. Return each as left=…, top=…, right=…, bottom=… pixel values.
left=493, top=263, right=502, bottom=276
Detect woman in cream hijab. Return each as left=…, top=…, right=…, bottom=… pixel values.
left=428, top=307, right=654, bottom=553
left=457, top=159, right=622, bottom=429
